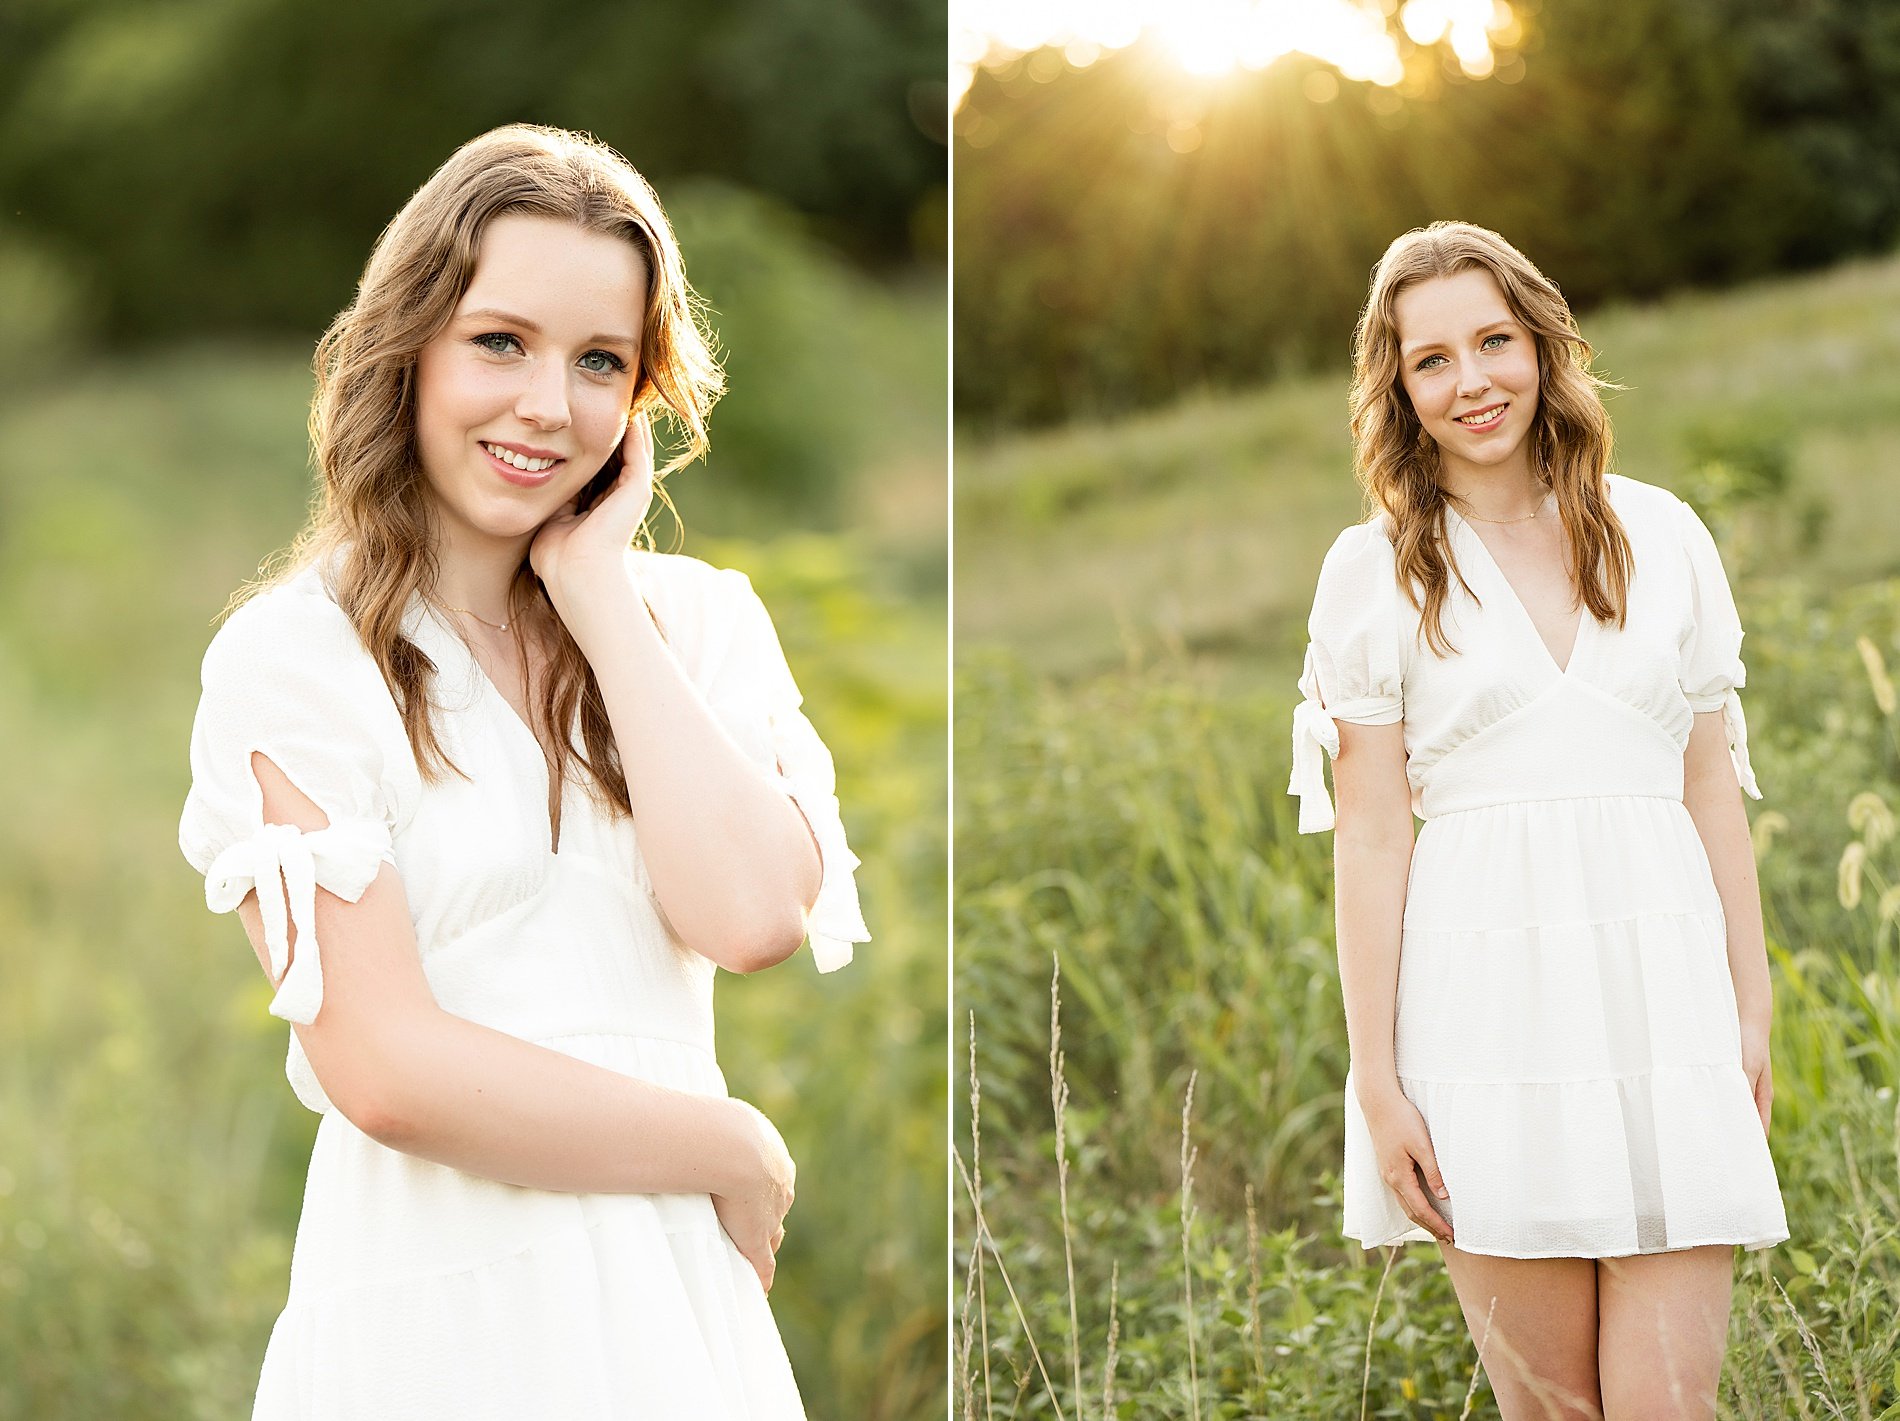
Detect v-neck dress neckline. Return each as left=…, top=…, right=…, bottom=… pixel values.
left=417, top=604, right=570, bottom=855
left=1444, top=499, right=1592, bottom=678
left=422, top=604, right=553, bottom=755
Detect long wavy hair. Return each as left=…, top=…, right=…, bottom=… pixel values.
left=243, top=123, right=725, bottom=847
left=1348, top=220, right=1632, bottom=657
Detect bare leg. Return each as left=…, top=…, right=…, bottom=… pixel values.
left=1596, top=1246, right=1733, bottom=1421
left=1439, top=1242, right=1603, bottom=1420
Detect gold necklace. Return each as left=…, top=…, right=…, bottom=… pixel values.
left=1458, top=491, right=1553, bottom=525
left=442, top=599, right=515, bottom=633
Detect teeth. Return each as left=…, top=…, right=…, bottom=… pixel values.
left=483, top=442, right=558, bottom=472
left=1455, top=405, right=1506, bottom=425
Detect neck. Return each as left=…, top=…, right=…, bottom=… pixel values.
left=431, top=516, right=533, bottom=623
left=1437, top=451, right=1547, bottom=522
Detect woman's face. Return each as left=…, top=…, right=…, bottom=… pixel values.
left=414, top=212, right=647, bottom=550
left=1393, top=267, right=1541, bottom=480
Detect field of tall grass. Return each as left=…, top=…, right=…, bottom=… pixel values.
left=954, top=253, right=1900, bottom=1417
left=0, top=277, right=946, bottom=1416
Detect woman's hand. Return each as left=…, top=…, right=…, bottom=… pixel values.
left=1741, top=1018, right=1773, bottom=1137
left=1360, top=1079, right=1455, bottom=1244
left=529, top=410, right=655, bottom=639
left=709, top=1097, right=797, bottom=1295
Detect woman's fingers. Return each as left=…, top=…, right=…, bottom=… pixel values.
left=1385, top=1151, right=1452, bottom=1243
left=628, top=407, right=653, bottom=468
left=745, top=1241, right=776, bottom=1294
left=1416, top=1145, right=1450, bottom=1203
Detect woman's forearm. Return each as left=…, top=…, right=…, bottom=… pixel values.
left=360, top=1007, right=750, bottom=1194
left=1683, top=717, right=1772, bottom=1030
left=1334, top=823, right=1416, bottom=1097
left=241, top=751, right=766, bottom=1194
left=572, top=574, right=820, bottom=970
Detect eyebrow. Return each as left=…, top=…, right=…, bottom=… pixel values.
left=1400, top=318, right=1518, bottom=359
left=457, top=307, right=639, bottom=350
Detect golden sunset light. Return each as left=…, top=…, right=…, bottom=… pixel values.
left=953, top=0, right=1518, bottom=106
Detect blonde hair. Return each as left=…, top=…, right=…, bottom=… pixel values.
left=1348, top=220, right=1632, bottom=656
left=247, top=123, right=725, bottom=846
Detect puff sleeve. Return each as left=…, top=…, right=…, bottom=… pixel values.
left=1675, top=498, right=1762, bottom=800
left=178, top=587, right=416, bottom=1029
left=698, top=568, right=870, bottom=973
left=1289, top=522, right=1406, bottom=834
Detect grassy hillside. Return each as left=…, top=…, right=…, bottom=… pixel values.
left=953, top=254, right=1900, bottom=1415
left=0, top=281, right=946, bottom=1420
left=956, top=251, right=1900, bottom=680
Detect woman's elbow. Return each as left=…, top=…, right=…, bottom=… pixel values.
left=343, top=1092, right=413, bottom=1147
left=715, top=904, right=810, bottom=975
left=312, top=1065, right=413, bottom=1145
left=298, top=1011, right=430, bottom=1147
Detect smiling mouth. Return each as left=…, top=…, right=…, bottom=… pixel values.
left=480, top=441, right=564, bottom=473
left=1453, top=403, right=1509, bottom=427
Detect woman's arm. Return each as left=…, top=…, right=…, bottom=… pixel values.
left=1681, top=708, right=1774, bottom=1134
left=238, top=752, right=794, bottom=1265
left=1331, top=721, right=1453, bottom=1241
left=566, top=580, right=821, bottom=972
left=530, top=415, right=822, bottom=973
left=1331, top=721, right=1417, bottom=1094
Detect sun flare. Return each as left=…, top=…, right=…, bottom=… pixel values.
left=953, top=0, right=1516, bottom=107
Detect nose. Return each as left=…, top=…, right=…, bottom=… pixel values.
left=1455, top=355, right=1490, bottom=400
left=515, top=354, right=572, bottom=431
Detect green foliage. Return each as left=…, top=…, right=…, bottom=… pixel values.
left=954, top=0, right=1900, bottom=425
left=0, top=0, right=945, bottom=342
left=954, top=582, right=1900, bottom=1414
left=0, top=306, right=944, bottom=1417
left=668, top=184, right=926, bottom=517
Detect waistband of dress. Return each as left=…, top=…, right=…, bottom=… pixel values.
left=1419, top=790, right=1688, bottom=822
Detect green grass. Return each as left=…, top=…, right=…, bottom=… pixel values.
left=953, top=255, right=1900, bottom=1416
left=0, top=289, right=946, bottom=1417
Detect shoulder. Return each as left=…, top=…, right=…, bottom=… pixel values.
left=1602, top=474, right=1718, bottom=569
left=1315, top=514, right=1399, bottom=589
left=200, top=565, right=373, bottom=685
left=1603, top=472, right=1693, bottom=526
left=627, top=548, right=785, bottom=688
left=1306, top=515, right=1405, bottom=642
left=626, top=548, right=766, bottom=632
left=627, top=546, right=755, bottom=596
left=1330, top=511, right=1397, bottom=552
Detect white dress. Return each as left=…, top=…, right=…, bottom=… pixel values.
left=1289, top=473, right=1789, bottom=1259
left=178, top=548, right=870, bottom=1419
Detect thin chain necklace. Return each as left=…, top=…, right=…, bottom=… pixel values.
left=441, top=596, right=516, bottom=633
left=1458, top=489, right=1554, bottom=525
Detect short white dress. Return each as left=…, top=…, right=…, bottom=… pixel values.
left=179, top=548, right=870, bottom=1419
left=1289, top=472, right=1789, bottom=1258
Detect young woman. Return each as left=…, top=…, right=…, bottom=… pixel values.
left=1289, top=222, right=1786, bottom=1419
left=178, top=124, right=868, bottom=1419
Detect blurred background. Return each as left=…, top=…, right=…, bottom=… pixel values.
left=953, top=0, right=1900, bottom=1414
left=0, top=3, right=946, bottom=1418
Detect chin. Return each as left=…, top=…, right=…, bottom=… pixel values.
left=454, top=491, right=563, bottom=543
left=1449, top=424, right=1532, bottom=467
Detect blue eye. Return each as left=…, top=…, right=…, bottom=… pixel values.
left=579, top=350, right=628, bottom=376
left=1482, top=333, right=1510, bottom=350
left=473, top=332, right=521, bottom=356
left=1416, top=353, right=1447, bottom=372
